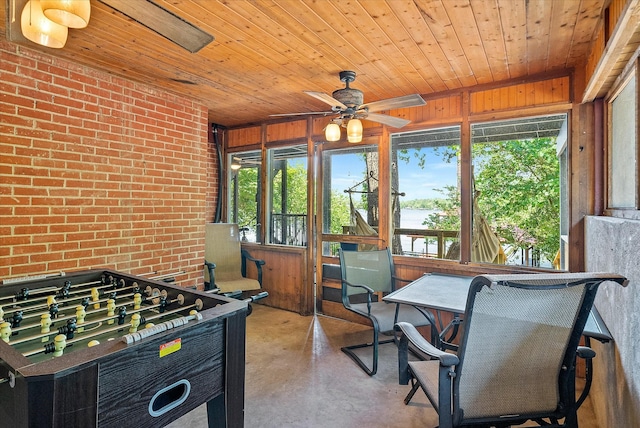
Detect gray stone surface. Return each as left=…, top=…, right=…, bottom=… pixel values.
left=585, top=216, right=640, bottom=428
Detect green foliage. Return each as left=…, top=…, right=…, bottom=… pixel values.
left=329, top=191, right=352, bottom=234
left=473, top=138, right=559, bottom=260
left=423, top=137, right=560, bottom=262
left=400, top=198, right=442, bottom=210
left=235, top=167, right=259, bottom=227
left=271, top=162, right=307, bottom=214
left=422, top=185, right=461, bottom=231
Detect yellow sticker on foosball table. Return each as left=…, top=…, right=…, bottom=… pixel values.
left=159, top=338, right=182, bottom=358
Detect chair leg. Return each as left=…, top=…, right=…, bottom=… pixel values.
left=341, top=327, right=394, bottom=376
left=403, top=378, right=420, bottom=405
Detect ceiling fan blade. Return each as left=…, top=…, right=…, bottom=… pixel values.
left=304, top=91, right=348, bottom=110
left=364, top=113, right=411, bottom=128
left=361, top=94, right=426, bottom=113
left=98, top=0, right=214, bottom=53
left=270, top=111, right=334, bottom=117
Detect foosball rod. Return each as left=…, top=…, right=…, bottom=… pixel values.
left=9, top=293, right=188, bottom=345
left=1, top=281, right=147, bottom=316
left=8, top=292, right=145, bottom=335
left=147, top=271, right=186, bottom=281
left=22, top=301, right=203, bottom=358
left=0, top=286, right=59, bottom=304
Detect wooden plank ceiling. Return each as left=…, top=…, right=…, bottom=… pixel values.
left=0, top=0, right=611, bottom=127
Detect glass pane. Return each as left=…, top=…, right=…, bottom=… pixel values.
left=228, top=150, right=261, bottom=243
left=471, top=114, right=565, bottom=268
left=268, top=145, right=308, bottom=246
left=391, top=126, right=461, bottom=259
left=610, top=75, right=637, bottom=208
left=321, top=145, right=378, bottom=256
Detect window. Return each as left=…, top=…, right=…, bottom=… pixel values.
left=321, top=144, right=379, bottom=255
left=267, top=145, right=308, bottom=246
left=390, top=126, right=461, bottom=259
left=470, top=114, right=565, bottom=268
left=609, top=70, right=637, bottom=209
left=228, top=150, right=261, bottom=243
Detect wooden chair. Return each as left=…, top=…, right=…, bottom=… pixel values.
left=396, top=272, right=627, bottom=428
left=204, top=223, right=265, bottom=294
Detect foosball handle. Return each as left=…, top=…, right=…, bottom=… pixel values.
left=243, top=291, right=268, bottom=316
left=244, top=291, right=268, bottom=303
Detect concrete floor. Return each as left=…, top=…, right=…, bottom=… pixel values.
left=167, top=304, right=599, bottom=428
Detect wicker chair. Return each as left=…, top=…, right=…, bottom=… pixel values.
left=339, top=248, right=434, bottom=376
left=396, top=272, right=627, bottom=428
left=204, top=223, right=264, bottom=294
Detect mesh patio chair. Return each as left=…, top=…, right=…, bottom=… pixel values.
left=339, top=248, right=434, bottom=376
left=204, top=223, right=265, bottom=294
left=396, top=272, right=627, bottom=428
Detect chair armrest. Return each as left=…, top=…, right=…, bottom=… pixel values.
left=396, top=322, right=459, bottom=366
left=341, top=279, right=375, bottom=313
left=204, top=261, right=217, bottom=291
left=395, top=321, right=459, bottom=386
left=241, top=249, right=265, bottom=286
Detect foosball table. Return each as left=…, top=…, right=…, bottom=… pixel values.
left=0, top=269, right=249, bottom=428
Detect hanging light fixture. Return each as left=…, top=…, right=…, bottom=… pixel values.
left=230, top=157, right=242, bottom=171
left=21, top=0, right=68, bottom=49
left=347, top=119, right=363, bottom=143
left=325, top=121, right=341, bottom=142
left=41, top=0, right=91, bottom=29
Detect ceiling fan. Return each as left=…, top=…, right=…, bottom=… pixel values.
left=272, top=71, right=426, bottom=142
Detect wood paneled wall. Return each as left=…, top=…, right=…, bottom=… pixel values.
left=223, top=71, right=580, bottom=319
left=241, top=244, right=311, bottom=315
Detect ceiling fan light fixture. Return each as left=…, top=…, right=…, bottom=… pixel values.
left=41, top=0, right=91, bottom=29
left=21, top=0, right=68, bottom=49
left=230, top=157, right=242, bottom=171
left=325, top=122, right=341, bottom=142
left=347, top=119, right=363, bottom=143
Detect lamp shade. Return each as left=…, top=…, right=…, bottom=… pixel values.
left=230, top=157, right=242, bottom=170
left=41, top=0, right=91, bottom=29
left=21, top=0, right=68, bottom=49
left=347, top=119, right=363, bottom=143
left=325, top=122, right=341, bottom=142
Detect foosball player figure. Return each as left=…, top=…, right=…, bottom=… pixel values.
left=91, top=287, right=100, bottom=309
left=53, top=334, right=66, bottom=357
left=41, top=313, right=52, bottom=342
left=75, top=305, right=86, bottom=333
left=16, top=287, right=29, bottom=301
left=133, top=293, right=142, bottom=310
left=117, top=306, right=127, bottom=325
left=0, top=322, right=11, bottom=343
left=49, top=302, right=59, bottom=319
left=11, top=311, right=23, bottom=329
left=57, top=280, right=72, bottom=299
left=107, top=299, right=116, bottom=324
left=130, top=313, right=141, bottom=333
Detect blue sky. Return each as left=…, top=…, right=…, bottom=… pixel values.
left=330, top=148, right=458, bottom=200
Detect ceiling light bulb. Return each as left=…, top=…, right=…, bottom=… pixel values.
left=347, top=119, right=363, bottom=143
left=21, top=0, right=68, bottom=49
left=325, top=122, right=341, bottom=142
left=230, top=157, right=242, bottom=170
left=41, top=0, right=91, bottom=29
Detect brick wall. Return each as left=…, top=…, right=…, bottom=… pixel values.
left=0, top=40, right=214, bottom=288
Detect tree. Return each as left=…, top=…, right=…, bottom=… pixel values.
left=473, top=138, right=559, bottom=261
left=428, top=137, right=560, bottom=263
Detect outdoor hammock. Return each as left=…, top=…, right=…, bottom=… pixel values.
left=446, top=190, right=506, bottom=264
